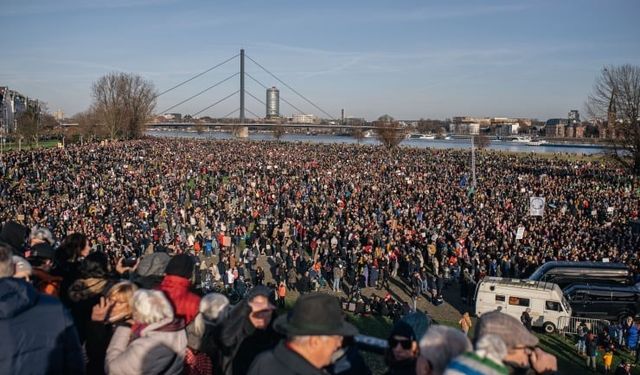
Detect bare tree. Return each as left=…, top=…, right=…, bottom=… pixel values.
left=474, top=134, right=491, bottom=149
left=272, top=123, right=286, bottom=141
left=73, top=109, right=105, bottom=142
left=16, top=107, right=38, bottom=147
left=374, top=114, right=407, bottom=148
left=351, top=127, right=365, bottom=144
left=91, top=72, right=157, bottom=139
left=587, top=65, right=640, bottom=173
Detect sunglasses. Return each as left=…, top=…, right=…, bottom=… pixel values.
left=389, top=338, right=412, bottom=350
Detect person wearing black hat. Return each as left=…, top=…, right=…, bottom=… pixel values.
left=219, top=285, right=280, bottom=375
left=248, top=292, right=358, bottom=375
left=0, top=220, right=28, bottom=255
left=28, top=242, right=63, bottom=297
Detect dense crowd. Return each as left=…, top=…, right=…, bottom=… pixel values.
left=1, top=137, right=639, bottom=374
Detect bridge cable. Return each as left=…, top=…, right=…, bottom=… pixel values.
left=245, top=108, right=261, bottom=119
left=192, top=90, right=239, bottom=117
left=246, top=90, right=266, bottom=106
left=155, top=53, right=239, bottom=97
left=223, top=108, right=240, bottom=118
left=245, top=54, right=336, bottom=120
left=245, top=72, right=307, bottom=116
left=158, top=72, right=240, bottom=114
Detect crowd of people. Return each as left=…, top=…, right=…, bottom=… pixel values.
left=1, top=137, right=639, bottom=374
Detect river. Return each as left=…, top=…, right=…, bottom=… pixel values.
left=147, top=130, right=609, bottom=155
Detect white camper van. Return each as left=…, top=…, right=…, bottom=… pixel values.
left=475, top=277, right=572, bottom=333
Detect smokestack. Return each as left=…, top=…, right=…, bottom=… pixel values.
left=341, top=109, right=345, bottom=125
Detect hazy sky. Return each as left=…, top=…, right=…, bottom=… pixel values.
left=2, top=0, right=639, bottom=121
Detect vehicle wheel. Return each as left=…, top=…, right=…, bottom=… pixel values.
left=543, top=322, right=556, bottom=334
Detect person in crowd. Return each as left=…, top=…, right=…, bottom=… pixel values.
left=54, top=233, right=91, bottom=308
left=277, top=280, right=287, bottom=308
left=458, top=312, right=472, bottom=336
left=132, top=251, right=170, bottom=289
left=248, top=292, right=358, bottom=375
left=0, top=221, right=28, bottom=255
left=520, top=308, right=532, bottom=331
left=11, top=255, right=32, bottom=281
left=28, top=241, right=62, bottom=296
left=186, top=293, right=230, bottom=375
left=68, top=251, right=115, bottom=344
left=576, top=321, right=588, bottom=355
left=614, top=360, right=632, bottom=375
left=89, top=281, right=138, bottom=375
left=105, top=289, right=187, bottom=375
left=385, top=311, right=431, bottom=375
left=0, top=244, right=84, bottom=374
left=603, top=345, right=614, bottom=374
left=445, top=311, right=558, bottom=375
left=159, top=253, right=201, bottom=325
left=219, top=285, right=280, bottom=375
left=416, top=325, right=472, bottom=375
left=585, top=330, right=598, bottom=371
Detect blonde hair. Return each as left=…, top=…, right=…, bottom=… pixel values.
left=107, top=281, right=138, bottom=305
left=132, top=289, right=174, bottom=324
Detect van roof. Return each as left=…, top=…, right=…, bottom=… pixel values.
left=481, top=277, right=559, bottom=292
left=563, top=283, right=640, bottom=294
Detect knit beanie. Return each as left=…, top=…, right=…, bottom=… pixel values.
left=164, top=254, right=195, bottom=279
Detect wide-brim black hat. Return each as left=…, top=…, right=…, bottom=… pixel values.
left=274, top=292, right=358, bottom=337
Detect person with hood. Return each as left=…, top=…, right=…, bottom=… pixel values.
left=385, top=311, right=431, bottom=375
left=248, top=292, right=359, bottom=375
left=219, top=285, right=280, bottom=375
left=0, top=244, right=84, bottom=374
left=185, top=293, right=230, bottom=375
left=105, top=289, right=187, bottom=375
left=0, top=220, right=28, bottom=255
left=159, top=253, right=201, bottom=325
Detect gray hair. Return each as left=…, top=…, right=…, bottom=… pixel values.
left=0, top=244, right=13, bottom=277
left=419, top=325, right=472, bottom=375
left=29, top=227, right=55, bottom=246
left=132, top=289, right=174, bottom=324
left=192, top=293, right=230, bottom=338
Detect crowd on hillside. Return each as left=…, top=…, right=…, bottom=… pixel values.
left=1, top=137, right=639, bottom=374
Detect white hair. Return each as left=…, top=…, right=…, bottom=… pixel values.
left=132, top=289, right=174, bottom=324
left=29, top=227, right=55, bottom=245
left=419, top=325, right=472, bottom=375
left=289, top=335, right=334, bottom=345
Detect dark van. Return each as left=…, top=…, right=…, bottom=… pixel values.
left=528, top=261, right=632, bottom=289
left=563, top=284, right=640, bottom=321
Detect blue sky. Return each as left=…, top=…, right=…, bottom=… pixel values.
left=2, top=0, right=639, bottom=121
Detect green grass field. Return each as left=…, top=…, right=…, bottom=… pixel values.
left=1, top=139, right=60, bottom=151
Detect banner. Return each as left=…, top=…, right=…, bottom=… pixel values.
left=529, top=197, right=545, bottom=216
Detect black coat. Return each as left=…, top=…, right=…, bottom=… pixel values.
left=0, top=277, right=85, bottom=375
left=248, top=341, right=326, bottom=375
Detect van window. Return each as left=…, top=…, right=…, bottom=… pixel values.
left=495, top=295, right=505, bottom=302
left=545, top=301, right=562, bottom=311
left=508, top=296, right=530, bottom=307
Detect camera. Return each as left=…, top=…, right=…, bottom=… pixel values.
left=123, top=256, right=137, bottom=267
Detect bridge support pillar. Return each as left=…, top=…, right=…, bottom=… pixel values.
left=234, top=126, right=249, bottom=138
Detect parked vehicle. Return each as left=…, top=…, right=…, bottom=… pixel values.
left=527, top=261, right=632, bottom=288
left=475, top=277, right=572, bottom=333
left=563, top=283, right=640, bottom=322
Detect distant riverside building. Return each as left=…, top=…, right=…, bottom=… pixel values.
left=266, top=87, right=280, bottom=119
left=0, top=86, right=41, bottom=134
left=291, top=114, right=317, bottom=124
left=545, top=119, right=568, bottom=138
left=450, top=122, right=480, bottom=135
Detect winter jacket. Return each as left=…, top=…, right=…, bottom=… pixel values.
left=105, top=318, right=187, bottom=375
left=627, top=325, right=639, bottom=349
left=159, top=275, right=201, bottom=325
left=0, top=277, right=84, bottom=375
left=248, top=341, right=326, bottom=375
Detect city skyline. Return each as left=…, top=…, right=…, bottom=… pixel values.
left=1, top=0, right=639, bottom=121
